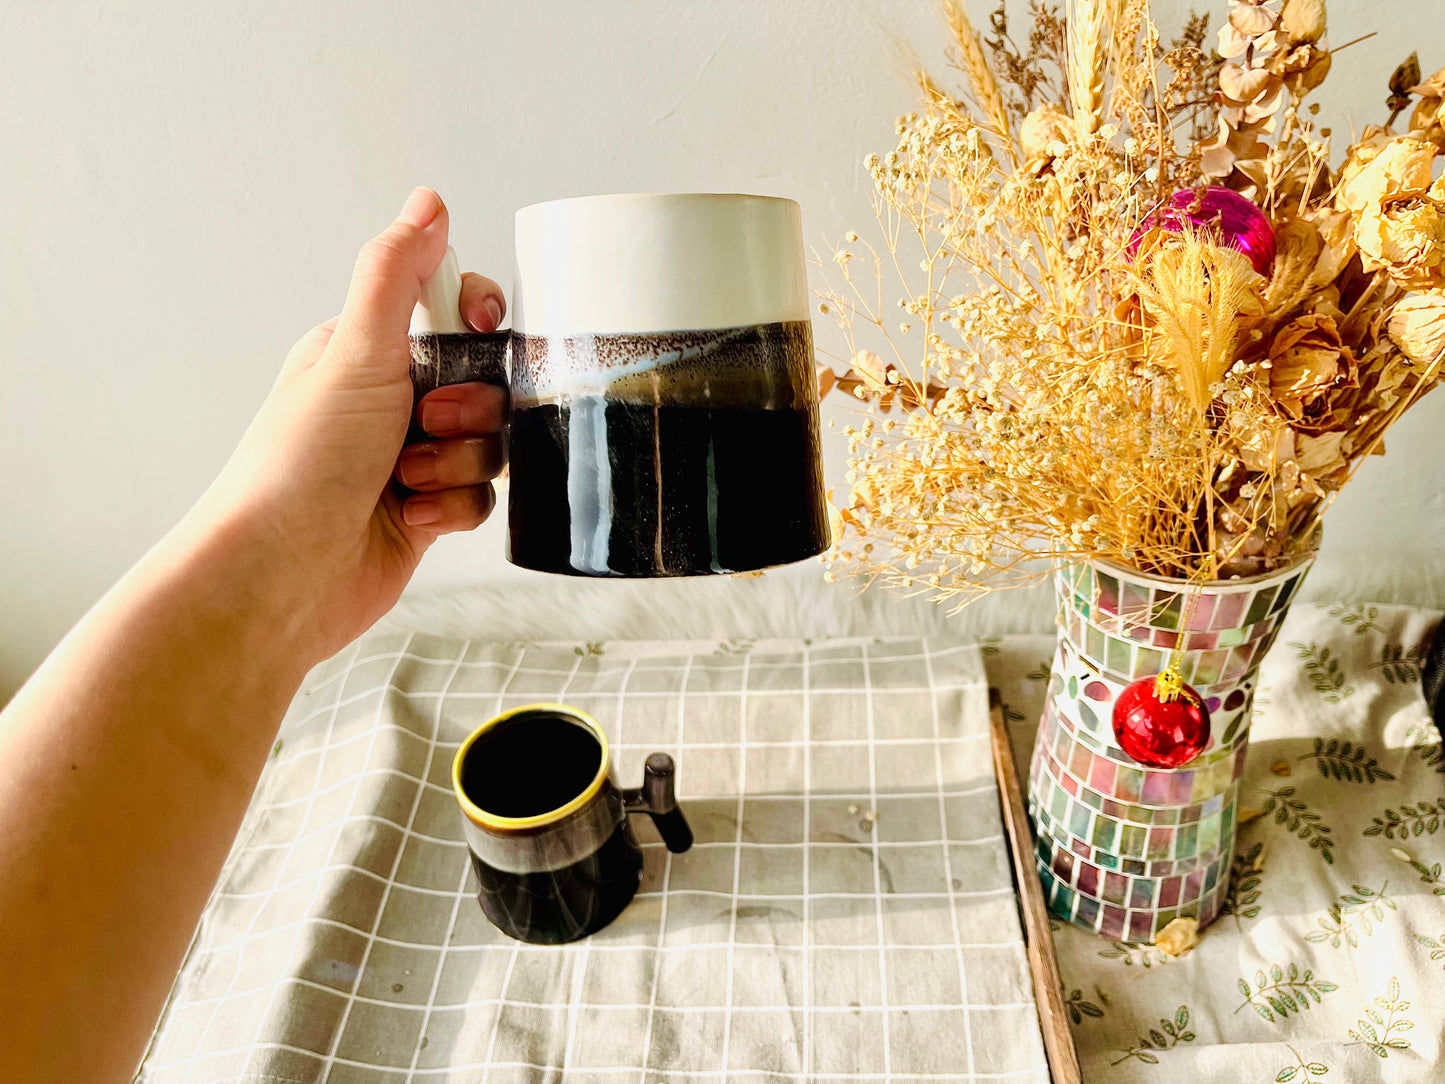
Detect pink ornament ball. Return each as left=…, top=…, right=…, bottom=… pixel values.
left=1129, top=186, right=1277, bottom=276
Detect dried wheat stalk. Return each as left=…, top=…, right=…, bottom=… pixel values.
left=1067, top=0, right=1108, bottom=136
left=941, top=0, right=1018, bottom=161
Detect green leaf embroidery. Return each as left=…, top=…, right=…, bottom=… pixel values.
left=1291, top=642, right=1355, bottom=702
left=1260, top=787, right=1336, bottom=864
left=573, top=642, right=606, bottom=656
left=1234, top=964, right=1338, bottom=1023
left=1415, top=932, right=1445, bottom=966
left=1368, top=642, right=1424, bottom=685
left=1363, top=797, right=1445, bottom=840
left=1302, top=882, right=1396, bottom=948
left=1387, top=846, right=1445, bottom=897
left=1328, top=602, right=1386, bottom=636
left=1109, top=1005, right=1195, bottom=1066
left=1220, top=841, right=1266, bottom=926
left=1098, top=940, right=1172, bottom=968
left=1275, top=1044, right=1330, bottom=1083
left=1025, top=659, right=1051, bottom=682
left=1347, top=978, right=1413, bottom=1058
left=1406, top=719, right=1445, bottom=775
left=1063, top=988, right=1105, bottom=1026
left=1297, top=737, right=1396, bottom=784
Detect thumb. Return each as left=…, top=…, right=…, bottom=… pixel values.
left=325, top=187, right=450, bottom=371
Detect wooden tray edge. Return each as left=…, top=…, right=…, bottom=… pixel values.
left=989, top=688, right=1082, bottom=1084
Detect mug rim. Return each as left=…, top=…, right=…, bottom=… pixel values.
left=515, top=191, right=798, bottom=218
left=451, top=702, right=610, bottom=832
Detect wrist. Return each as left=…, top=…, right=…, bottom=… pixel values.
left=159, top=501, right=333, bottom=682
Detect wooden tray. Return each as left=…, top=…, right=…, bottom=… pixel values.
left=989, top=688, right=1082, bottom=1084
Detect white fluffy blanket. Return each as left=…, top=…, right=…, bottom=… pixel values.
left=383, top=550, right=1444, bottom=644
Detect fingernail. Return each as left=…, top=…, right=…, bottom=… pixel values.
left=398, top=445, right=439, bottom=488
left=482, top=296, right=503, bottom=331
left=421, top=399, right=462, bottom=435
left=399, top=186, right=442, bottom=228
left=403, top=498, right=442, bottom=527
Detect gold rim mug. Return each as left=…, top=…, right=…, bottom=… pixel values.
left=451, top=702, right=692, bottom=944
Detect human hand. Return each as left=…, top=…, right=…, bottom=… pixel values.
left=189, top=187, right=506, bottom=659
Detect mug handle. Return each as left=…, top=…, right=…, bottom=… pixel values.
left=623, top=753, right=694, bottom=853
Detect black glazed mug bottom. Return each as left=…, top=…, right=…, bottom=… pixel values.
left=469, top=819, right=644, bottom=944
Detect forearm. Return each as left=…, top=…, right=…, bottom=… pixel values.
left=0, top=512, right=324, bottom=1084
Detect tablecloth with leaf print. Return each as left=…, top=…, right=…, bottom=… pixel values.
left=988, top=601, right=1444, bottom=1084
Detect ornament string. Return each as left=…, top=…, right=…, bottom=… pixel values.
left=1154, top=579, right=1205, bottom=703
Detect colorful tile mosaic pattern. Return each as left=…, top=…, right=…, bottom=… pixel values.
left=1037, top=699, right=1246, bottom=808
left=1055, top=557, right=1311, bottom=686
left=1031, top=815, right=1221, bottom=879
left=1027, top=556, right=1312, bottom=942
left=1028, top=743, right=1237, bottom=863
left=1034, top=825, right=1227, bottom=906
left=1036, top=854, right=1230, bottom=943
left=1049, top=637, right=1257, bottom=756
left=1046, top=659, right=1248, bottom=774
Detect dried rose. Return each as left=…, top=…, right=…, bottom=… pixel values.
left=1336, top=136, right=1436, bottom=215
left=1356, top=344, right=1421, bottom=414
left=1409, top=67, right=1445, bottom=135
left=1019, top=103, right=1072, bottom=163
left=1306, top=210, right=1358, bottom=285
left=1234, top=412, right=1294, bottom=472
left=1264, top=219, right=1324, bottom=317
left=1411, top=66, right=1445, bottom=99
left=1295, top=430, right=1348, bottom=478
left=1154, top=916, right=1200, bottom=957
left=1355, top=200, right=1445, bottom=288
left=1268, top=314, right=1360, bottom=428
left=1411, top=97, right=1445, bottom=137
left=1387, top=290, right=1445, bottom=362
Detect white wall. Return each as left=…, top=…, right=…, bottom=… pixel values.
left=2, top=1, right=1443, bottom=698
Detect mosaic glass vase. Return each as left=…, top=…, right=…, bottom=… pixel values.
left=1027, top=555, right=1314, bottom=943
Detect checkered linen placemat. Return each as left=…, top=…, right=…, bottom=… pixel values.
left=138, top=634, right=1049, bottom=1084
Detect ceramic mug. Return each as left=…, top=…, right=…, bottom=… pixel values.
left=451, top=702, right=692, bottom=944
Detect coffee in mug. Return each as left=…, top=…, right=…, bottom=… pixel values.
left=506, top=193, right=830, bottom=577
left=451, top=703, right=692, bottom=944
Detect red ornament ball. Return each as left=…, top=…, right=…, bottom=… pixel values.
left=1112, top=676, right=1212, bottom=768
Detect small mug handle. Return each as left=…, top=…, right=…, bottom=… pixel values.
left=623, top=753, right=694, bottom=853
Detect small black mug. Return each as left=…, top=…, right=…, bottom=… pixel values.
left=450, top=703, right=692, bottom=944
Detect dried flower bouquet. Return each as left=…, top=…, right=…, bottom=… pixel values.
left=820, top=0, right=1445, bottom=600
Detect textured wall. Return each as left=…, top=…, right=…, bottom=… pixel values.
left=1, top=1, right=1442, bottom=697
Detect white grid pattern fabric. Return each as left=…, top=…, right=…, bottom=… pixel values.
left=138, top=634, right=1049, bottom=1084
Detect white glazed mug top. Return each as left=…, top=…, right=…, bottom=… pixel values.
left=512, top=192, right=809, bottom=336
